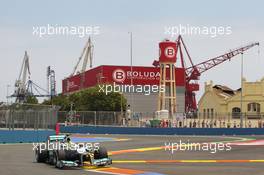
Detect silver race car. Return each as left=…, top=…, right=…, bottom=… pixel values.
left=35, top=135, right=112, bottom=169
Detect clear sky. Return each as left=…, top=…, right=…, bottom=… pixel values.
left=0, top=0, right=263, bottom=103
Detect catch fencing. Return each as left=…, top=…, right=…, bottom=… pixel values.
left=58, top=111, right=264, bottom=128
left=57, top=111, right=159, bottom=126
left=1, top=104, right=264, bottom=129
left=57, top=111, right=122, bottom=126
left=0, top=103, right=58, bottom=130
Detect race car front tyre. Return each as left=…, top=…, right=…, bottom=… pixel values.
left=56, top=160, right=64, bottom=169
left=54, top=153, right=64, bottom=169
left=94, top=146, right=108, bottom=159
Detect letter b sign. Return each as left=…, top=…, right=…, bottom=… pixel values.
left=165, top=47, right=175, bottom=58
left=112, top=69, right=126, bottom=82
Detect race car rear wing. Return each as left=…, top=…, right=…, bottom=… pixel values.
left=48, top=135, right=66, bottom=142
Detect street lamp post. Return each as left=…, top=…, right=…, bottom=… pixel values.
left=120, top=92, right=123, bottom=115
left=240, top=53, right=244, bottom=128
left=129, top=32, right=133, bottom=112
left=6, top=84, right=11, bottom=104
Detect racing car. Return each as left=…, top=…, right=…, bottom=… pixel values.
left=35, top=135, right=112, bottom=169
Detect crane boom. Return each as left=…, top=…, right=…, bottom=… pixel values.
left=13, top=51, right=31, bottom=102
left=18, top=51, right=30, bottom=87
left=71, top=37, right=93, bottom=76
left=81, top=37, right=93, bottom=71
left=185, top=42, right=259, bottom=82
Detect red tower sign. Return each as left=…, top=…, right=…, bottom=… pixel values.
left=157, top=40, right=178, bottom=118
left=159, top=40, right=177, bottom=63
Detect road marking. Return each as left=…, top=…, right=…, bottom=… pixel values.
left=82, top=136, right=260, bottom=175
left=84, top=166, right=165, bottom=175
left=230, top=139, right=264, bottom=146
left=112, top=159, right=264, bottom=163
left=109, top=137, right=256, bottom=155
left=71, top=136, right=130, bottom=143
left=0, top=143, right=32, bottom=145
left=250, top=160, right=264, bottom=162
left=113, top=160, right=147, bottom=163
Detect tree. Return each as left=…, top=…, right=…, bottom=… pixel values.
left=43, top=94, right=70, bottom=111
left=25, top=96, right=38, bottom=104
left=42, top=86, right=127, bottom=111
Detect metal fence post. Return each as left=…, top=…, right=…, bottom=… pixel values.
left=23, top=111, right=26, bottom=130
left=8, top=110, right=11, bottom=130
left=94, top=111, right=96, bottom=126
left=113, top=112, right=115, bottom=125
left=12, top=111, right=14, bottom=131
left=36, top=111, right=39, bottom=130
left=244, top=112, right=247, bottom=128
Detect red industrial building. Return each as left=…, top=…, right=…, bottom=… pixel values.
left=62, top=65, right=186, bottom=113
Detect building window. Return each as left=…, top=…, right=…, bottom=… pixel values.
left=210, top=108, right=214, bottom=118
left=232, top=107, right=241, bottom=113
left=232, top=107, right=240, bottom=119
left=247, top=103, right=260, bottom=113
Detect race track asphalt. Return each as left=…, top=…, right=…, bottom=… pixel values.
left=0, top=134, right=264, bottom=175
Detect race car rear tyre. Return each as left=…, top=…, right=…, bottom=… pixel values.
left=94, top=146, right=108, bottom=159
left=35, top=148, right=47, bottom=163
left=57, top=150, right=66, bottom=160
left=53, top=153, right=57, bottom=166
left=48, top=155, right=55, bottom=165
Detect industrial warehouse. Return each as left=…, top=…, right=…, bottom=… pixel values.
left=1, top=1, right=264, bottom=175
left=63, top=65, right=186, bottom=113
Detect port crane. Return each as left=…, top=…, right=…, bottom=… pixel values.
left=153, top=35, right=259, bottom=113
left=13, top=51, right=31, bottom=102
left=11, top=51, right=57, bottom=103
left=71, top=37, right=94, bottom=88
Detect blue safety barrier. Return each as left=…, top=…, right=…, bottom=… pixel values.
left=0, top=130, right=55, bottom=143
left=60, top=125, right=264, bottom=135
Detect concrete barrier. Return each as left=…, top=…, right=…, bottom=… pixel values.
left=60, top=125, right=264, bottom=135
left=0, top=130, right=55, bottom=143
